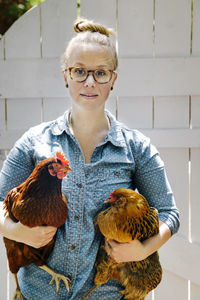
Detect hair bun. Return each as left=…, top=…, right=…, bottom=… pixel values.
left=74, top=19, right=113, bottom=37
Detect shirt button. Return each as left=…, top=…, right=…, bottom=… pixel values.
left=77, top=183, right=83, bottom=188
left=74, top=215, right=79, bottom=221
left=115, top=171, right=119, bottom=176
left=71, top=245, right=76, bottom=250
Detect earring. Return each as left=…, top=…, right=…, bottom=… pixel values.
left=111, top=87, right=113, bottom=91
left=66, top=83, right=68, bottom=88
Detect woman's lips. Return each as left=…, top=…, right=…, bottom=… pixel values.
left=80, top=93, right=98, bottom=99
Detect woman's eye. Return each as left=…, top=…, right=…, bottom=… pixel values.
left=75, top=68, right=85, bottom=75
left=96, top=70, right=106, bottom=77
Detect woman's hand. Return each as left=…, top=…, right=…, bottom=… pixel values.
left=13, top=222, right=57, bottom=248
left=104, top=221, right=172, bottom=263
left=105, top=239, right=148, bottom=263
left=0, top=202, right=57, bottom=248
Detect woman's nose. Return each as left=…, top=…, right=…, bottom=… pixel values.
left=84, top=73, right=96, bottom=87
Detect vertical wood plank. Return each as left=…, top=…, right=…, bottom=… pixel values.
left=158, top=148, right=189, bottom=239
left=192, top=0, right=200, bottom=56
left=191, top=96, right=200, bottom=128
left=7, top=98, right=42, bottom=130
left=154, top=269, right=188, bottom=299
left=105, top=96, right=117, bottom=118
left=191, top=148, right=200, bottom=244
left=41, top=0, right=77, bottom=58
left=43, top=97, right=71, bottom=122
left=8, top=271, right=16, bottom=300
left=0, top=150, right=6, bottom=170
left=155, top=0, right=191, bottom=56
left=154, top=96, right=189, bottom=128
left=118, top=97, right=152, bottom=129
left=0, top=99, right=5, bottom=130
left=0, top=37, right=4, bottom=59
left=191, top=282, right=200, bottom=300
left=5, top=6, right=41, bottom=59
left=81, top=0, right=116, bottom=31
left=145, top=291, right=153, bottom=300
left=118, top=0, right=154, bottom=57
left=0, top=237, right=7, bottom=300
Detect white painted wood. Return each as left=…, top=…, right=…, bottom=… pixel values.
left=191, top=282, right=200, bottom=300
left=118, top=97, right=152, bottom=129
left=7, top=98, right=42, bottom=130
left=8, top=271, right=16, bottom=300
left=191, top=96, right=200, bottom=128
left=155, top=0, right=191, bottom=56
left=0, top=130, right=24, bottom=149
left=192, top=0, right=200, bottom=56
left=159, top=235, right=200, bottom=285
left=0, top=237, right=7, bottom=300
left=158, top=148, right=189, bottom=238
left=0, top=58, right=66, bottom=99
left=81, top=0, right=117, bottom=31
left=41, top=0, right=77, bottom=58
left=5, top=6, right=41, bottom=59
left=141, top=128, right=200, bottom=148
left=43, top=97, right=71, bottom=122
left=0, top=37, right=4, bottom=59
left=191, top=148, right=200, bottom=244
left=154, top=269, right=188, bottom=300
left=2, top=57, right=200, bottom=98
left=145, top=291, right=153, bottom=300
left=154, top=96, right=189, bottom=129
left=116, top=57, right=200, bottom=97
left=105, top=96, right=117, bottom=118
left=0, top=150, right=6, bottom=170
left=118, top=0, right=154, bottom=57
left=0, top=99, right=5, bottom=130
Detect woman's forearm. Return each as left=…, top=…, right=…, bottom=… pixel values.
left=0, top=201, right=57, bottom=248
left=105, top=220, right=171, bottom=263
left=142, top=220, right=172, bottom=258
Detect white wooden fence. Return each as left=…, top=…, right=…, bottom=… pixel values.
left=0, top=0, right=200, bottom=299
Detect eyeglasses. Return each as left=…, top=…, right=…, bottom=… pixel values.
left=65, top=67, right=115, bottom=84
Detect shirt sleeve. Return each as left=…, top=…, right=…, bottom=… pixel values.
left=133, top=131, right=180, bottom=235
left=0, top=130, right=34, bottom=201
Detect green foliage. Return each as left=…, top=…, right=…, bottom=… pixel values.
left=0, top=0, right=45, bottom=37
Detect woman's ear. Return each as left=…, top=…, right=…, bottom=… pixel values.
left=62, top=70, right=68, bottom=88
left=111, top=72, right=117, bottom=90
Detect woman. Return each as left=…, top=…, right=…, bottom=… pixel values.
left=0, top=19, right=179, bottom=299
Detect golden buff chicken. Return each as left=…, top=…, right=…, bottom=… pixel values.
left=3, top=152, right=72, bottom=300
left=82, top=188, right=162, bottom=300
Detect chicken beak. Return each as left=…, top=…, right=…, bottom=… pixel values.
left=66, top=166, right=72, bottom=172
left=63, top=166, right=72, bottom=172
left=104, top=197, right=111, bottom=203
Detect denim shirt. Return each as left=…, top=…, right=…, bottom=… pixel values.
left=0, top=110, right=179, bottom=300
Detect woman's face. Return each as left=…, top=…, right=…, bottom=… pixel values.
left=63, top=43, right=117, bottom=112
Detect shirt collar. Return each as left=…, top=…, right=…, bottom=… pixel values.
left=50, top=109, right=126, bottom=148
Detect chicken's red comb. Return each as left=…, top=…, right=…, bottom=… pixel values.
left=110, top=190, right=116, bottom=197
left=56, top=152, right=70, bottom=166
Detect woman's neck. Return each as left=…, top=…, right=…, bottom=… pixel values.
left=69, top=108, right=110, bottom=136
left=68, top=108, right=110, bottom=163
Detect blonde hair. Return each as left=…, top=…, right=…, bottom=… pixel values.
left=61, top=19, right=118, bottom=70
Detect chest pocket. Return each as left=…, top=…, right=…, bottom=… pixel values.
left=93, top=167, right=133, bottom=207
left=100, top=167, right=133, bottom=190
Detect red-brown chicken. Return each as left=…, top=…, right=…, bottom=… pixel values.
left=82, top=188, right=162, bottom=300
left=3, top=152, right=72, bottom=300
